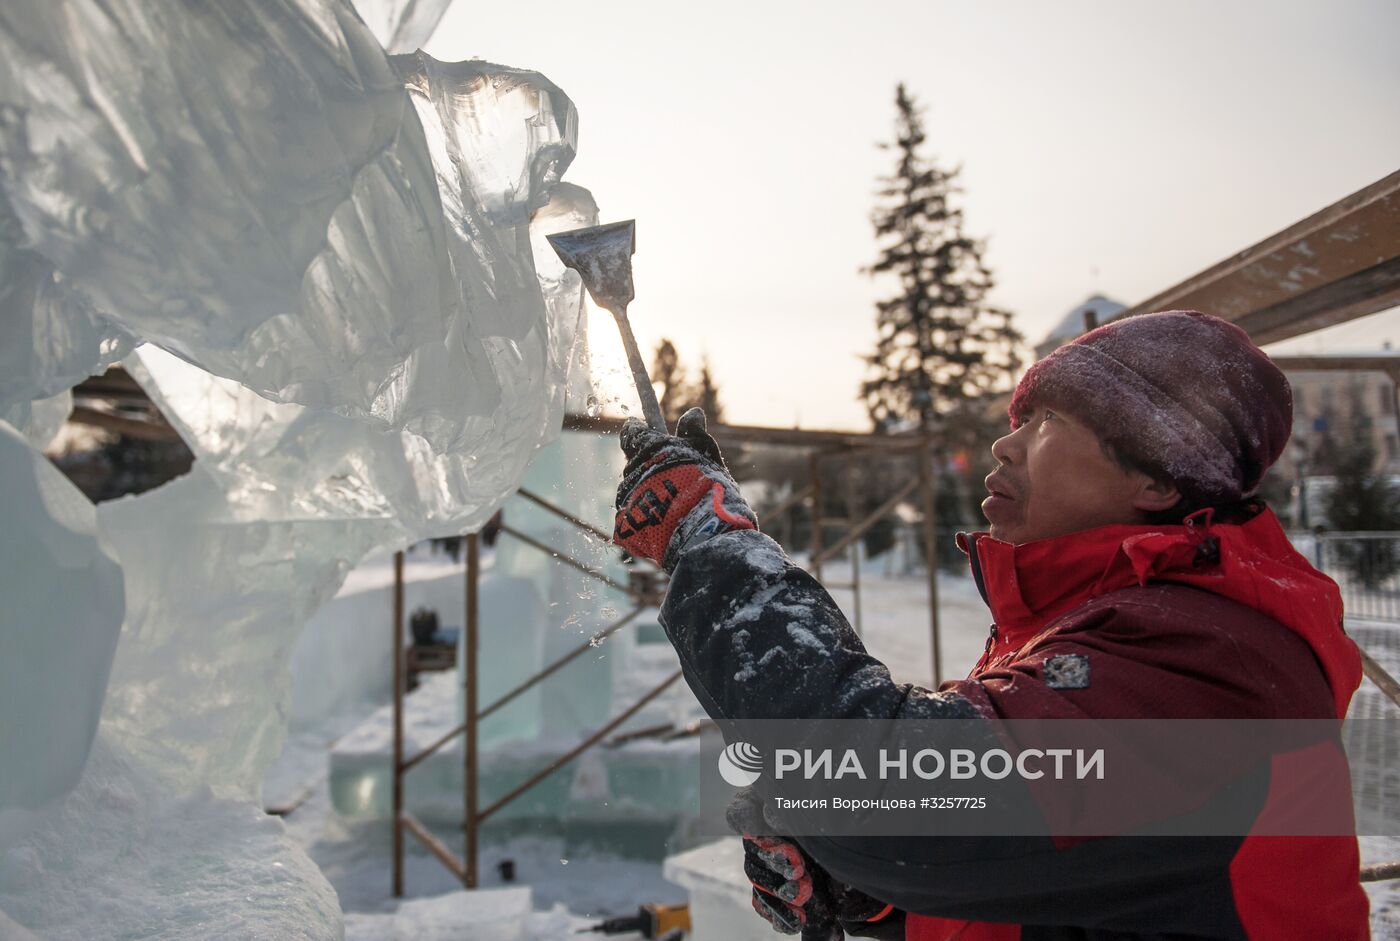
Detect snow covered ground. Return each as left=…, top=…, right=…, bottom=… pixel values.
left=272, top=559, right=1400, bottom=939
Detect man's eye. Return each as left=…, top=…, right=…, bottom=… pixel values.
left=1041, top=409, right=1055, bottom=421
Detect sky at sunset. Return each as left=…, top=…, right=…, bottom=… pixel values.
left=426, top=0, right=1400, bottom=431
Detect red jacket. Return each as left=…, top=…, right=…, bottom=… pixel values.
left=905, top=507, right=1367, bottom=941
left=658, top=506, right=1368, bottom=940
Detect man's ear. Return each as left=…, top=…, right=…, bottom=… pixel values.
left=1131, top=473, right=1181, bottom=513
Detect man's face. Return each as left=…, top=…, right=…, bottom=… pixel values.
left=981, top=404, right=1171, bottom=544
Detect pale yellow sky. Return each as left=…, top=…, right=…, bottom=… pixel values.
left=426, top=0, right=1400, bottom=431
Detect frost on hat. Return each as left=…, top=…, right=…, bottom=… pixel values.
left=1009, top=310, right=1292, bottom=503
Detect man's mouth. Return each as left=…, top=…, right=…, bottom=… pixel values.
left=984, top=472, right=1017, bottom=502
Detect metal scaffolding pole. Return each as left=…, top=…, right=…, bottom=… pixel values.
left=464, top=533, right=479, bottom=889
left=917, top=432, right=942, bottom=683
left=809, top=452, right=823, bottom=581
left=391, top=550, right=405, bottom=897
left=847, top=458, right=863, bottom=635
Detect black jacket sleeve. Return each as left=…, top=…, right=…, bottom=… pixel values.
left=658, top=530, right=1268, bottom=938
left=659, top=529, right=980, bottom=722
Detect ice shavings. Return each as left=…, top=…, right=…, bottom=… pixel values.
left=740, top=531, right=791, bottom=577
left=786, top=623, right=825, bottom=651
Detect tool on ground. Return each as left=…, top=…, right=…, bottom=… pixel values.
left=546, top=220, right=667, bottom=432
left=577, top=902, right=690, bottom=937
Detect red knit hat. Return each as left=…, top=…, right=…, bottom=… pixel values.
left=1009, top=310, right=1292, bottom=503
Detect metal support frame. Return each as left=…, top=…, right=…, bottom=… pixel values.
left=917, top=430, right=942, bottom=683
left=389, top=492, right=680, bottom=898
left=808, top=451, right=824, bottom=582
left=391, top=551, right=405, bottom=897
left=847, top=460, right=863, bottom=634
left=758, top=440, right=939, bottom=665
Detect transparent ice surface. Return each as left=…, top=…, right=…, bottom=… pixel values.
left=1, top=389, right=73, bottom=450
left=0, top=423, right=124, bottom=812
left=0, top=0, right=597, bottom=934
left=351, top=0, right=454, bottom=53
left=0, top=1, right=582, bottom=450
left=95, top=467, right=395, bottom=799
left=0, top=192, right=130, bottom=410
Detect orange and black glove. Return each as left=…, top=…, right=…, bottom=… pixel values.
left=726, top=789, right=904, bottom=940
left=613, top=407, right=757, bottom=572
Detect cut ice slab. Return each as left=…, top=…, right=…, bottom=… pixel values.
left=0, top=422, right=123, bottom=811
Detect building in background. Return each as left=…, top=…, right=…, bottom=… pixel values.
left=1034, top=295, right=1128, bottom=359
left=1286, top=356, right=1400, bottom=475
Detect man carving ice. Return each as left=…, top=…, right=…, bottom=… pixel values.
left=613, top=310, right=1368, bottom=940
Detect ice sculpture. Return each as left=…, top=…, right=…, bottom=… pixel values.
left=91, top=44, right=594, bottom=793
left=0, top=423, right=124, bottom=811
left=353, top=0, right=455, bottom=53
left=0, top=0, right=599, bottom=935
left=0, top=192, right=130, bottom=410
left=124, top=183, right=595, bottom=538
left=0, top=1, right=484, bottom=447
left=0, top=738, right=341, bottom=940
left=1, top=390, right=73, bottom=450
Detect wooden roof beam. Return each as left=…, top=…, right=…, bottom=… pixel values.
left=1114, top=169, right=1400, bottom=344
left=1269, top=353, right=1400, bottom=374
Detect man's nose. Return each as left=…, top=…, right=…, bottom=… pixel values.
left=990, top=426, right=1021, bottom=466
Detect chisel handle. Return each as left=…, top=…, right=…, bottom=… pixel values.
left=610, top=306, right=668, bottom=432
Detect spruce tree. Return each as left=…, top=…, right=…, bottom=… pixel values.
left=651, top=338, right=695, bottom=426
left=862, top=84, right=1022, bottom=441
left=692, top=356, right=725, bottom=425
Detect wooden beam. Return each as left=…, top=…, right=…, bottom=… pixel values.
left=1114, top=170, right=1400, bottom=342
left=1269, top=353, right=1400, bottom=374
left=562, top=413, right=917, bottom=451
left=1242, top=256, right=1400, bottom=345
left=68, top=405, right=180, bottom=442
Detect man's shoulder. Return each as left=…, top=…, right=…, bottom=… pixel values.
left=1024, top=582, right=1333, bottom=719
left=1063, top=581, right=1301, bottom=644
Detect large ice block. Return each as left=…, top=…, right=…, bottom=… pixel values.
left=1, top=0, right=600, bottom=936
left=0, top=422, right=124, bottom=812
left=351, top=0, right=454, bottom=53
left=0, top=2, right=552, bottom=449
left=123, top=181, right=594, bottom=538
left=0, top=192, right=130, bottom=411
left=95, top=466, right=394, bottom=798
left=1, top=390, right=73, bottom=450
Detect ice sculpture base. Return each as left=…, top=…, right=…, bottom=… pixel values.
left=0, top=738, right=340, bottom=941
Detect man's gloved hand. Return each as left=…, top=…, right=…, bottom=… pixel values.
left=726, top=789, right=905, bottom=940
left=613, top=407, right=757, bottom=572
